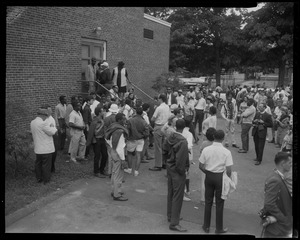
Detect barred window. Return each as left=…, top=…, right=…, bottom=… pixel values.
left=143, top=28, right=154, bottom=39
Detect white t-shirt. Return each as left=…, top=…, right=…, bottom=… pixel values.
left=152, top=102, right=170, bottom=125
left=182, top=127, right=193, bottom=160
left=69, top=110, right=85, bottom=134
left=195, top=97, right=206, bottom=110
left=202, top=115, right=217, bottom=135
left=199, top=142, right=233, bottom=173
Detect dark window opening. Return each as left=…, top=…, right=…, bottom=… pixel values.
left=144, top=28, right=154, bottom=39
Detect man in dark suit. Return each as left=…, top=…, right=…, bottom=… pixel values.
left=252, top=102, right=273, bottom=165
left=166, top=87, right=177, bottom=107
left=263, top=152, right=292, bottom=237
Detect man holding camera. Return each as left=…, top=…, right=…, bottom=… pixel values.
left=252, top=103, right=273, bottom=165
left=261, top=152, right=292, bottom=237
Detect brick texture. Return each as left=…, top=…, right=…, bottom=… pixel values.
left=6, top=7, right=170, bottom=133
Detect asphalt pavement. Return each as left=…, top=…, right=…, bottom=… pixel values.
left=5, top=118, right=279, bottom=235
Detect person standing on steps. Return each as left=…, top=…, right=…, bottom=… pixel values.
left=111, top=61, right=130, bottom=100
left=163, top=119, right=189, bottom=232
left=85, top=57, right=98, bottom=93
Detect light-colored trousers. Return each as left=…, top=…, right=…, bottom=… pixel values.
left=225, top=119, right=236, bottom=145
left=69, top=130, right=86, bottom=160
left=110, top=149, right=124, bottom=197
left=153, top=125, right=164, bottom=168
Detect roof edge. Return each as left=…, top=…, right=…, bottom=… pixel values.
left=144, top=13, right=171, bottom=28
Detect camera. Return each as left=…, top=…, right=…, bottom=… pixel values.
left=258, top=208, right=269, bottom=220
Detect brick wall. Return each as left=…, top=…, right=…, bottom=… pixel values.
left=6, top=7, right=170, bottom=133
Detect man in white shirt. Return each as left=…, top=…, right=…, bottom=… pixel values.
left=176, top=89, right=185, bottom=108
left=105, top=113, right=129, bottom=201
left=68, top=101, right=87, bottom=163
left=89, top=92, right=101, bottom=118
left=31, top=106, right=57, bottom=184
left=149, top=94, right=170, bottom=171
left=202, top=106, right=217, bottom=136
left=199, top=130, right=233, bottom=234
left=54, top=95, right=67, bottom=151
left=238, top=98, right=256, bottom=153
left=194, top=91, right=206, bottom=135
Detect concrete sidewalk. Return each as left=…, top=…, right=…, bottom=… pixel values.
left=6, top=118, right=276, bottom=236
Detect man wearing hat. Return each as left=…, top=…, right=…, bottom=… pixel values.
left=30, top=106, right=57, bottom=184
left=97, top=61, right=112, bottom=96
left=104, top=104, right=120, bottom=176
left=111, top=61, right=130, bottom=100
left=85, top=57, right=98, bottom=93
left=176, top=89, right=185, bottom=108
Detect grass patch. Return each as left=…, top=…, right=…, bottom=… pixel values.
left=5, top=150, right=95, bottom=216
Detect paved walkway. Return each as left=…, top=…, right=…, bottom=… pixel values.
left=5, top=118, right=279, bottom=235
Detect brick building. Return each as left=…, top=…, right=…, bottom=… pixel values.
left=6, top=7, right=171, bottom=133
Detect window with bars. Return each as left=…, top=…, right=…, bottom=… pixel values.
left=143, top=28, right=154, bottom=39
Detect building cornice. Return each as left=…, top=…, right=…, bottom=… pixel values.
left=144, top=13, right=171, bottom=28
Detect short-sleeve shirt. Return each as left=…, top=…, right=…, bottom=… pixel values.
left=199, top=142, right=233, bottom=173
left=152, top=102, right=170, bottom=125
left=69, top=110, right=84, bottom=134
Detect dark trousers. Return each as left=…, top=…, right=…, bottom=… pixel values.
left=58, top=119, right=67, bottom=150
left=35, top=153, right=52, bottom=183
left=93, top=138, right=108, bottom=173
left=51, top=134, right=59, bottom=172
left=167, top=168, right=186, bottom=226
left=253, top=133, right=266, bottom=162
left=194, top=109, right=204, bottom=134
left=203, top=171, right=224, bottom=231
left=241, top=123, right=252, bottom=151
left=84, top=128, right=90, bottom=157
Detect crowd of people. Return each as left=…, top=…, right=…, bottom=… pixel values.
left=30, top=77, right=293, bottom=236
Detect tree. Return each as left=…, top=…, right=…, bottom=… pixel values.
left=242, top=2, right=294, bottom=86
left=144, top=7, right=173, bottom=20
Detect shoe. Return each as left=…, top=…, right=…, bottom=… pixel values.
left=124, top=168, right=132, bottom=174
left=238, top=149, right=247, bottom=153
left=141, top=160, right=149, bottom=163
left=168, top=217, right=183, bottom=222
left=134, top=170, right=139, bottom=177
left=232, top=144, right=238, bottom=148
left=169, top=225, right=187, bottom=232
left=100, top=171, right=110, bottom=176
left=215, top=228, right=228, bottom=234
left=183, top=196, right=191, bottom=201
left=253, top=158, right=258, bottom=161
left=202, top=226, right=210, bottom=233
left=70, top=158, right=79, bottom=164
left=113, top=195, right=128, bottom=201
left=255, top=161, right=261, bottom=165
left=94, top=173, right=106, bottom=178
left=149, top=167, right=162, bottom=171
left=111, top=192, right=124, bottom=197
